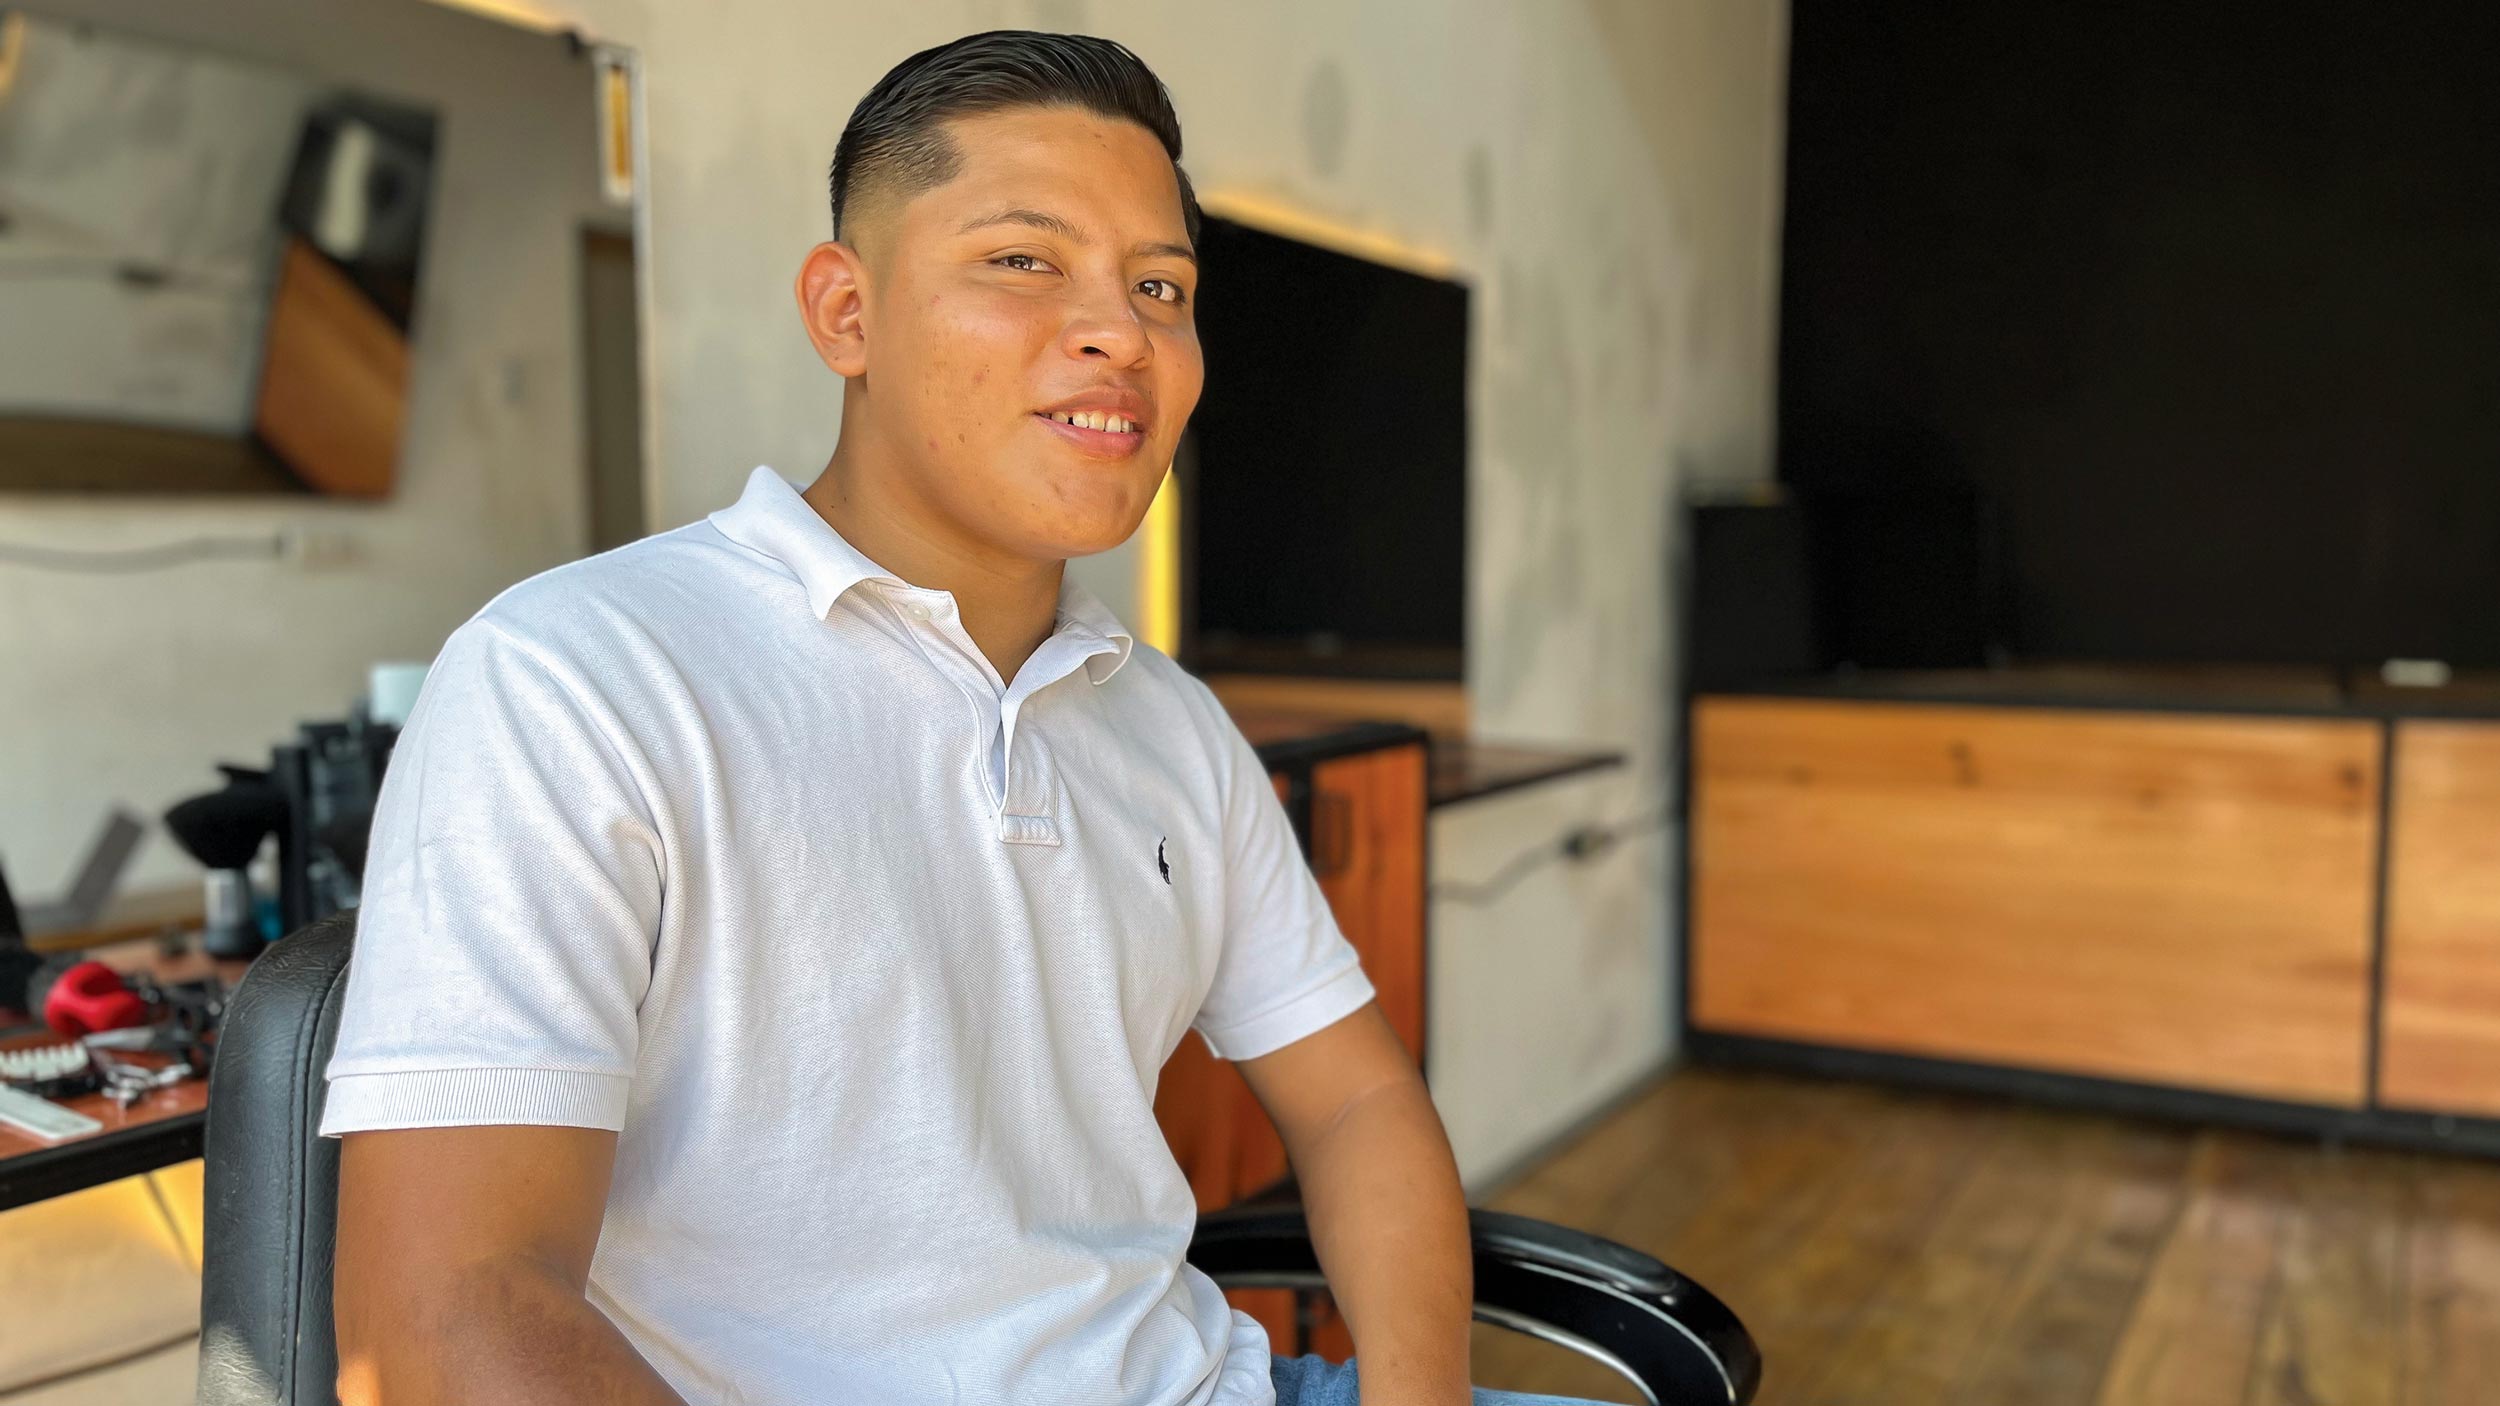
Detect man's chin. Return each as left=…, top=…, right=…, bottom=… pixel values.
left=1020, top=476, right=1163, bottom=561
left=1049, top=514, right=1156, bottom=561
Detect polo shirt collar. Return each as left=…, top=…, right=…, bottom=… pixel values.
left=710, top=466, right=894, bottom=621
left=710, top=465, right=1136, bottom=686
left=1054, top=578, right=1135, bottom=685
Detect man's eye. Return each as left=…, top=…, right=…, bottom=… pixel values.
left=1139, top=279, right=1188, bottom=306
left=994, top=254, right=1054, bottom=273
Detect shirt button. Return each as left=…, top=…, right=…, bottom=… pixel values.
left=906, top=603, right=932, bottom=621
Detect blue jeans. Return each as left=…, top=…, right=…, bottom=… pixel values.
left=1269, top=1353, right=1608, bottom=1405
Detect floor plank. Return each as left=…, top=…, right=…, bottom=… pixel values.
left=1830, top=1110, right=2188, bottom=1406
left=2094, top=1133, right=2297, bottom=1405
left=1465, top=1068, right=2500, bottom=1405
left=2247, top=1142, right=2413, bottom=1406
left=2400, top=1152, right=2500, bottom=1406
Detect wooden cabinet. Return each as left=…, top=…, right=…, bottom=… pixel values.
left=2381, top=722, right=2500, bottom=1116
left=1153, top=724, right=1429, bottom=1360
left=1307, top=745, right=1429, bottom=1059
left=1690, top=697, right=2382, bottom=1105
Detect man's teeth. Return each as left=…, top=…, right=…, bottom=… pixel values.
left=1050, top=411, right=1138, bottom=433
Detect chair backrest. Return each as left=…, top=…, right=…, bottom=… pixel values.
left=198, top=911, right=357, bottom=1406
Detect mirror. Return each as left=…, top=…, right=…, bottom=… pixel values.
left=2, top=0, right=635, bottom=932
left=0, top=9, right=440, bottom=495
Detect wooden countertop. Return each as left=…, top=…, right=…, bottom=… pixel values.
left=1238, top=711, right=1624, bottom=807
left=1234, top=710, right=1429, bottom=769
left=0, top=937, right=245, bottom=1207
left=1709, top=664, right=2500, bottom=721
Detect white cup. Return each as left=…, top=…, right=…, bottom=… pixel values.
left=368, top=660, right=431, bottom=727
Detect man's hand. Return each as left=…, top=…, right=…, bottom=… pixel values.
left=335, top=1125, right=687, bottom=1405
left=1236, top=1003, right=1474, bottom=1406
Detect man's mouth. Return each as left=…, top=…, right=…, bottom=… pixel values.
left=1033, top=410, right=1147, bottom=458
left=1038, top=409, right=1144, bottom=435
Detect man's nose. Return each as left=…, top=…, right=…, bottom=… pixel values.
left=1060, top=282, right=1149, bottom=364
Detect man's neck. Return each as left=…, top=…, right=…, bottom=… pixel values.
left=801, top=446, right=1064, bottom=683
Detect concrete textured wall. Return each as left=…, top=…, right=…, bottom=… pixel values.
left=514, top=0, right=1789, bottom=1185
left=0, top=0, right=615, bottom=893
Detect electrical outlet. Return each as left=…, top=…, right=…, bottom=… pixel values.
left=1561, top=825, right=1618, bottom=862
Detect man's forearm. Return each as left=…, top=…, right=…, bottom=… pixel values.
left=1289, top=1076, right=1475, bottom=1406
left=337, top=1257, right=687, bottom=1406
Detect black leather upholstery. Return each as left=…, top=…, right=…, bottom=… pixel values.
left=1191, top=1206, right=1761, bottom=1404
left=197, top=910, right=1759, bottom=1405
left=199, top=911, right=356, bottom=1406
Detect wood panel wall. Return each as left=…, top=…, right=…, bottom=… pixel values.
left=2381, top=722, right=2500, bottom=1116
left=1691, top=697, right=2381, bottom=1105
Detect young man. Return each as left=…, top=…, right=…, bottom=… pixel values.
left=324, top=30, right=1596, bottom=1406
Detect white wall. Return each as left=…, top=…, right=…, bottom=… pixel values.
left=1431, top=0, right=1789, bottom=1187
left=497, top=0, right=1787, bottom=1186
left=0, top=0, right=615, bottom=893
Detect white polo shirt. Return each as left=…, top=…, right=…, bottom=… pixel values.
left=320, top=465, right=1377, bottom=1406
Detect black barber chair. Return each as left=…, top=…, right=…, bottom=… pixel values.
left=197, top=913, right=1761, bottom=1405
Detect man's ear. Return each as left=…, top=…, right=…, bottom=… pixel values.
left=795, top=241, right=870, bottom=377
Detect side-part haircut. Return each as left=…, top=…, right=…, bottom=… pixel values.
left=827, top=29, right=1202, bottom=247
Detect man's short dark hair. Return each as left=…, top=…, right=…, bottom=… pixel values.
left=829, top=30, right=1200, bottom=247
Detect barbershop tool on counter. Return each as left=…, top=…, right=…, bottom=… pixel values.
left=0, top=1084, right=102, bottom=1142
left=0, top=1040, right=101, bottom=1101
left=161, top=699, right=404, bottom=959
left=165, top=768, right=289, bottom=961
left=35, top=959, right=152, bottom=1037
left=3, top=1035, right=199, bottom=1113
left=3, top=955, right=228, bottom=1119
left=270, top=706, right=400, bottom=934
left=23, top=957, right=225, bottom=1055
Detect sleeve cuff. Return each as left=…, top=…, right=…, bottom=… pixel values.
left=1194, top=960, right=1379, bottom=1062
left=318, top=1068, right=632, bottom=1136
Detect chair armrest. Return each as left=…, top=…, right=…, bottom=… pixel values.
left=1186, top=1205, right=1759, bottom=1406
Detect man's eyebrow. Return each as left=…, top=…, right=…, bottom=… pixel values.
left=956, top=207, right=1197, bottom=265
left=956, top=206, right=1085, bottom=241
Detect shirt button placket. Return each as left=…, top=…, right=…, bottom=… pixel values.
left=1010, top=724, right=1056, bottom=814
left=892, top=588, right=1004, bottom=808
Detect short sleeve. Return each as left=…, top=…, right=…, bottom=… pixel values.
left=1188, top=705, right=1378, bottom=1062
left=318, top=619, right=664, bottom=1136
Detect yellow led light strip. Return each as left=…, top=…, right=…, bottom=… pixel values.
left=1195, top=190, right=1460, bottom=282
left=422, top=0, right=573, bottom=35
left=0, top=12, right=26, bottom=106
left=1136, top=467, right=1181, bottom=656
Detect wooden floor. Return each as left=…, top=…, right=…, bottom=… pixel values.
left=1465, top=1067, right=2500, bottom=1405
